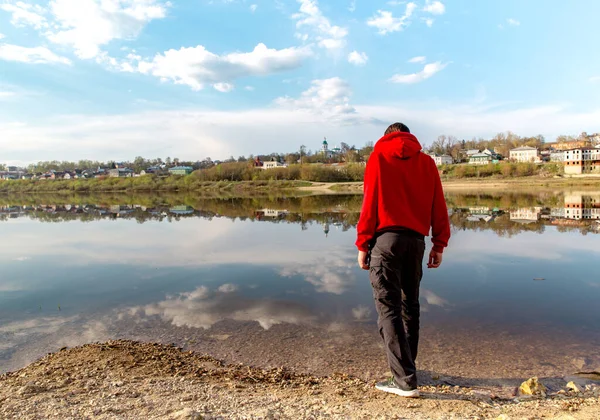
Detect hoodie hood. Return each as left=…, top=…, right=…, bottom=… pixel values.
left=374, top=131, right=422, bottom=160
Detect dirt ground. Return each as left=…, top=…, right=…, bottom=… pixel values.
left=1, top=340, right=598, bottom=419
left=297, top=177, right=600, bottom=194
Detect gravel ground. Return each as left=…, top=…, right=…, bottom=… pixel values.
left=1, top=340, right=599, bottom=419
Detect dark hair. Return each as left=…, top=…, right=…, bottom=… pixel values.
left=384, top=122, right=410, bottom=135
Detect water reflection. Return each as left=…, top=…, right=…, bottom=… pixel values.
left=1, top=191, right=599, bottom=236
left=1, top=190, right=599, bottom=379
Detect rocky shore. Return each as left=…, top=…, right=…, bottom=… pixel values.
left=1, top=340, right=599, bottom=419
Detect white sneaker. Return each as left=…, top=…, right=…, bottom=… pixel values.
left=375, top=378, right=420, bottom=398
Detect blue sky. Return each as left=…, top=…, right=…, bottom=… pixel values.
left=1, top=0, right=599, bottom=165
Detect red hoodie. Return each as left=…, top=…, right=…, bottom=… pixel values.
left=356, top=131, right=451, bottom=253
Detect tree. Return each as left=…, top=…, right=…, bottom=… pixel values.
left=0, top=163, right=6, bottom=171
left=133, top=156, right=147, bottom=172
left=359, top=142, right=374, bottom=162
left=300, top=145, right=306, bottom=165
left=165, top=157, right=172, bottom=166
left=556, top=134, right=578, bottom=143
left=285, top=153, right=300, bottom=164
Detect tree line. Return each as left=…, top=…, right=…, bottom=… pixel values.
left=425, top=131, right=592, bottom=161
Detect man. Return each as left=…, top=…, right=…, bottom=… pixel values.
left=356, top=122, right=450, bottom=398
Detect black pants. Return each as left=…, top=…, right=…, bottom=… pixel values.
left=369, top=231, right=426, bottom=390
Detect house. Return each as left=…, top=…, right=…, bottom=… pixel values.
left=427, top=153, right=453, bottom=166
left=168, top=166, right=194, bottom=175
left=257, top=209, right=288, bottom=218
left=263, top=161, right=287, bottom=170
left=465, top=149, right=480, bottom=157
left=469, top=153, right=492, bottom=165
left=563, top=148, right=600, bottom=175
left=81, top=169, right=96, bottom=178
left=108, top=168, right=134, bottom=178
left=550, top=150, right=565, bottom=162
left=509, top=146, right=540, bottom=163
left=169, top=205, right=195, bottom=215
left=510, top=207, right=542, bottom=223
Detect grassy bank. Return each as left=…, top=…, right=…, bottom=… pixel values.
left=0, top=177, right=311, bottom=195
left=2, top=161, right=600, bottom=195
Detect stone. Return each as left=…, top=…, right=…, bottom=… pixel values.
left=495, top=415, right=510, bottom=420
left=17, top=382, right=46, bottom=396
left=566, top=381, right=582, bottom=393
left=518, top=377, right=546, bottom=397
left=572, top=358, right=587, bottom=370
left=171, top=408, right=202, bottom=419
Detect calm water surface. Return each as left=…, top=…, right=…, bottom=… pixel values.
left=1, top=190, right=599, bottom=385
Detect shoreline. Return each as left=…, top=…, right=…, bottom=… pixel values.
left=299, top=177, right=600, bottom=194
left=2, top=176, right=600, bottom=197
left=1, top=340, right=598, bottom=419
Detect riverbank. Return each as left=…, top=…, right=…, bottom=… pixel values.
left=1, top=340, right=598, bottom=419
left=3, top=175, right=600, bottom=197
left=303, top=176, right=600, bottom=194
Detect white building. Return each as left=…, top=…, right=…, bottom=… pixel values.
left=427, top=154, right=453, bottom=166
left=564, top=148, right=600, bottom=175
left=509, top=146, right=540, bottom=163
left=262, top=161, right=287, bottom=170
left=510, top=207, right=542, bottom=223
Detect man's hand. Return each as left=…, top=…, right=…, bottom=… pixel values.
left=358, top=251, right=370, bottom=270
left=427, top=250, right=443, bottom=269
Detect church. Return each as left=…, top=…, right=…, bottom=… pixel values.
left=321, top=138, right=341, bottom=158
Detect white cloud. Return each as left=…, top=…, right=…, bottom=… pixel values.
left=590, top=76, right=600, bottom=83
left=421, top=290, right=448, bottom=307
left=0, top=2, right=48, bottom=29
left=275, top=77, right=366, bottom=122
left=5, top=0, right=171, bottom=59
left=408, top=55, right=426, bottom=63
left=0, top=90, right=16, bottom=99
left=390, top=61, right=447, bottom=84
left=3, top=99, right=600, bottom=165
left=423, top=17, right=434, bottom=27
left=423, top=0, right=445, bottom=15
left=280, top=252, right=357, bottom=295
left=217, top=283, right=238, bottom=293
left=131, top=286, right=316, bottom=330
left=0, top=33, right=4, bottom=39
left=244, top=85, right=255, bottom=91
left=293, top=0, right=348, bottom=51
left=507, top=18, right=520, bottom=26
left=133, top=43, right=312, bottom=91
left=367, top=2, right=417, bottom=35
left=250, top=4, right=257, bottom=12
left=347, top=50, right=368, bottom=66
left=352, top=305, right=372, bottom=321
left=0, top=43, right=71, bottom=65
left=213, top=82, right=234, bottom=93
left=387, top=0, right=406, bottom=5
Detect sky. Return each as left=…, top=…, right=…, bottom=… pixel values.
left=1, top=0, right=599, bottom=165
